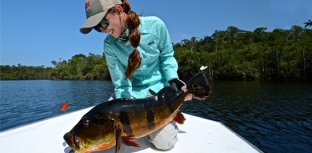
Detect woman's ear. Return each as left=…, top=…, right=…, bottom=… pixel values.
left=114, top=5, right=124, bottom=14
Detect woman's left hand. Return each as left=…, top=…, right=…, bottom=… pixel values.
left=169, top=78, right=186, bottom=90
left=169, top=78, right=192, bottom=101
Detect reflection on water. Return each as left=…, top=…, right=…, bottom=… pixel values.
left=1, top=80, right=311, bottom=153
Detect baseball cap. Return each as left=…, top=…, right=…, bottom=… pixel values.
left=80, top=0, right=122, bottom=34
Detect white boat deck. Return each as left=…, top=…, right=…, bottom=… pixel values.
left=0, top=107, right=263, bottom=153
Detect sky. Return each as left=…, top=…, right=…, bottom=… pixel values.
left=1, top=0, right=311, bottom=67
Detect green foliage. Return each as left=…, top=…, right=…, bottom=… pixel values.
left=1, top=24, right=312, bottom=81
left=0, top=53, right=110, bottom=80
left=173, top=25, right=312, bottom=81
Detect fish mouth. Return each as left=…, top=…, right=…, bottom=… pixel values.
left=64, top=132, right=80, bottom=150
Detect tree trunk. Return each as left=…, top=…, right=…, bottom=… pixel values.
left=303, top=49, right=306, bottom=78
left=276, top=49, right=279, bottom=76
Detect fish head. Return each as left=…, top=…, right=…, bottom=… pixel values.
left=63, top=115, right=116, bottom=152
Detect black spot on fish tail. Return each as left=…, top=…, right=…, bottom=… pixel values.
left=119, top=111, right=133, bottom=136
left=186, top=73, right=209, bottom=90
left=146, top=109, right=155, bottom=130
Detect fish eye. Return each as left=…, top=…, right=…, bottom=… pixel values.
left=83, top=120, right=89, bottom=127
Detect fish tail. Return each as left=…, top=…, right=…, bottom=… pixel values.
left=186, top=73, right=212, bottom=100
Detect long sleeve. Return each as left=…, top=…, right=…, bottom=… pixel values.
left=102, top=16, right=179, bottom=99
left=104, top=41, right=132, bottom=99
left=157, top=19, right=179, bottom=81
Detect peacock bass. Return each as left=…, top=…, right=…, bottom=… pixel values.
left=63, top=73, right=211, bottom=153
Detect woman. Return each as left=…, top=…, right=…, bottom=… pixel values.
left=80, top=0, right=189, bottom=150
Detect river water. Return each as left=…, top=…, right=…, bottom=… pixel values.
left=0, top=80, right=311, bottom=153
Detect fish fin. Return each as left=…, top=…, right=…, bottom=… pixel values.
left=173, top=110, right=186, bottom=124
left=60, top=101, right=68, bottom=111
left=186, top=73, right=212, bottom=100
left=115, top=126, right=122, bottom=153
left=91, top=143, right=109, bottom=152
left=122, top=137, right=140, bottom=147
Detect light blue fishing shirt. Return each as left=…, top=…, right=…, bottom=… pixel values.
left=104, top=16, right=179, bottom=99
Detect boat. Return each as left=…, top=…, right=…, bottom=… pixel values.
left=0, top=106, right=263, bottom=153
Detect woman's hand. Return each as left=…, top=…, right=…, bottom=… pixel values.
left=169, top=78, right=186, bottom=91
left=182, top=86, right=193, bottom=101
left=169, top=78, right=192, bottom=101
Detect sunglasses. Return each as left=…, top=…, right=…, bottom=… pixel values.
left=94, top=19, right=109, bottom=32
left=94, top=9, right=114, bottom=33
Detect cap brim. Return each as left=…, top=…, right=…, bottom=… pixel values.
left=80, top=12, right=106, bottom=34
